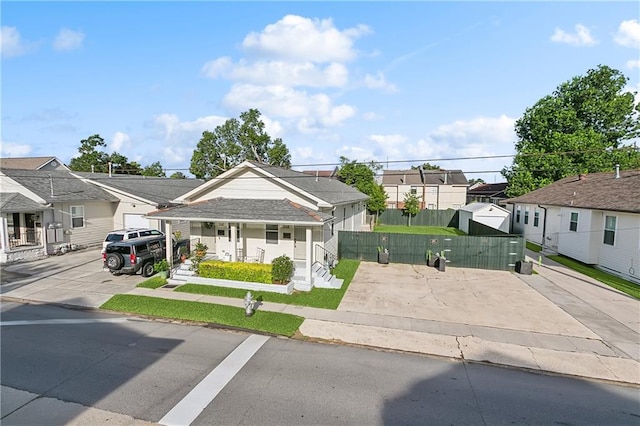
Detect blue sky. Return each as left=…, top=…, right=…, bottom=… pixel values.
left=2, top=2, right=639, bottom=182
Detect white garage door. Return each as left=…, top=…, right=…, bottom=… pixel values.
left=124, top=214, right=150, bottom=229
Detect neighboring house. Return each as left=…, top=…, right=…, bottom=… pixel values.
left=382, top=169, right=468, bottom=210
left=466, top=182, right=508, bottom=205
left=301, top=167, right=340, bottom=180
left=458, top=202, right=511, bottom=234
left=0, top=168, right=119, bottom=263
left=146, top=161, right=369, bottom=285
left=73, top=172, right=203, bottom=237
left=506, top=169, right=640, bottom=284
left=0, top=156, right=69, bottom=171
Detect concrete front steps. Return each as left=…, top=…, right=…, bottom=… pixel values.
left=169, top=259, right=343, bottom=292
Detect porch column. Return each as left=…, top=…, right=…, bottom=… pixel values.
left=0, top=216, right=7, bottom=253
left=230, top=223, right=237, bottom=261
left=306, top=227, right=312, bottom=284
left=165, top=220, right=173, bottom=276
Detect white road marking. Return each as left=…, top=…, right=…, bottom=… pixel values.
left=160, top=334, right=270, bottom=426
left=0, top=318, right=130, bottom=327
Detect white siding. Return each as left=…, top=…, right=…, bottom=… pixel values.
left=594, top=212, right=640, bottom=284
left=54, top=201, right=115, bottom=248
left=106, top=191, right=163, bottom=231
left=191, top=169, right=318, bottom=210
left=557, top=208, right=597, bottom=264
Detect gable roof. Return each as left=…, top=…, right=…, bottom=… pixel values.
left=1, top=168, right=118, bottom=203
left=146, top=197, right=333, bottom=225
left=467, top=182, right=508, bottom=197
left=72, top=172, right=204, bottom=206
left=0, top=156, right=68, bottom=170
left=381, top=169, right=468, bottom=186
left=301, top=167, right=340, bottom=179
left=178, top=161, right=369, bottom=206
left=506, top=170, right=640, bottom=214
left=0, top=193, right=47, bottom=213
left=461, top=202, right=510, bottom=214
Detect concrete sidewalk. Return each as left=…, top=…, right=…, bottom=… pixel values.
left=1, top=249, right=638, bottom=386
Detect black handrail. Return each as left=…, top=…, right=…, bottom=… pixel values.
left=314, top=243, right=336, bottom=269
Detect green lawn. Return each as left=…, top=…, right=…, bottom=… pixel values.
left=100, top=294, right=304, bottom=337
left=526, top=241, right=542, bottom=253
left=547, top=255, right=640, bottom=299
left=136, top=276, right=167, bottom=289
left=373, top=225, right=465, bottom=235
left=176, top=259, right=360, bottom=310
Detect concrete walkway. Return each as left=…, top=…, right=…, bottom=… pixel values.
left=1, top=249, right=638, bottom=386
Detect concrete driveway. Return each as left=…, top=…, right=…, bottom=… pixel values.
left=1, top=248, right=146, bottom=308
left=338, top=262, right=599, bottom=338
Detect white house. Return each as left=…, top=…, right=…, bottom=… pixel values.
left=146, top=161, right=370, bottom=286
left=506, top=169, right=640, bottom=284
left=458, top=202, right=510, bottom=234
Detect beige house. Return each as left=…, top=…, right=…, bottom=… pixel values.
left=382, top=169, right=468, bottom=210
left=146, top=161, right=369, bottom=287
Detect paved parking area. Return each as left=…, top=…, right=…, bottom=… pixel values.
left=339, top=262, right=599, bottom=338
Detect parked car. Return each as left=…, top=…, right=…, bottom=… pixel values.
left=103, top=235, right=189, bottom=277
left=102, top=228, right=164, bottom=252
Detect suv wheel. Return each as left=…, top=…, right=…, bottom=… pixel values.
left=106, top=253, right=124, bottom=270
left=141, top=262, right=155, bottom=277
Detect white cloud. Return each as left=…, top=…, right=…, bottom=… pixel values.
left=222, top=84, right=356, bottom=131
left=362, top=112, right=382, bottom=121
left=627, top=59, right=640, bottom=69
left=242, top=14, right=370, bottom=63
left=202, top=58, right=349, bottom=88
left=110, top=131, right=131, bottom=152
left=363, top=72, right=397, bottom=93
left=0, top=141, right=32, bottom=157
left=614, top=19, right=640, bottom=48
left=53, top=28, right=84, bottom=51
left=550, top=24, right=597, bottom=46
left=1, top=26, right=29, bottom=57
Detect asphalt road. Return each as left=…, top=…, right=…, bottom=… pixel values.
left=1, top=302, right=639, bottom=426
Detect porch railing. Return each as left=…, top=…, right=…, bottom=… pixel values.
left=8, top=231, right=42, bottom=249
left=315, top=243, right=337, bottom=269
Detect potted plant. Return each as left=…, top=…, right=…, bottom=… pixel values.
left=194, top=241, right=208, bottom=257
left=153, top=258, right=170, bottom=279
left=377, top=246, right=389, bottom=264
left=179, top=246, right=189, bottom=263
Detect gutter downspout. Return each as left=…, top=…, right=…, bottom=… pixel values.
left=538, top=205, right=547, bottom=248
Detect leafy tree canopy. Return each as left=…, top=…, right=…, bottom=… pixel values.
left=468, top=178, right=486, bottom=186
left=503, top=65, right=640, bottom=197
left=142, top=161, right=166, bottom=177
left=337, top=156, right=387, bottom=215
left=69, top=134, right=164, bottom=175
left=189, top=109, right=291, bottom=180
left=411, top=162, right=441, bottom=170
left=169, top=171, right=187, bottom=179
left=403, top=193, right=420, bottom=226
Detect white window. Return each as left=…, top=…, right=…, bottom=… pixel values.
left=428, top=204, right=435, bottom=210
left=266, top=224, right=278, bottom=244
left=70, top=206, right=84, bottom=228
left=524, top=207, right=530, bottom=224
left=516, top=206, right=521, bottom=223
left=534, top=210, right=540, bottom=227
left=569, top=212, right=578, bottom=232
left=603, top=216, right=616, bottom=246
left=410, top=187, right=417, bottom=195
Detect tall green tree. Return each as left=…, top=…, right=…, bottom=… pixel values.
left=403, top=193, right=420, bottom=226
left=69, top=134, right=110, bottom=172
left=142, top=161, right=166, bottom=177
left=503, top=65, right=640, bottom=197
left=189, top=109, right=291, bottom=180
left=337, top=156, right=387, bottom=218
left=169, top=171, right=187, bottom=179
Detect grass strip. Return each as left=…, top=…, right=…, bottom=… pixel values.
left=101, top=294, right=304, bottom=337
left=136, top=276, right=167, bottom=289
left=373, top=225, right=465, bottom=235
left=176, top=259, right=360, bottom=310
left=547, top=255, right=639, bottom=299
left=526, top=241, right=542, bottom=253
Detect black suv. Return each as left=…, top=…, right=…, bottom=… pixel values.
left=103, top=235, right=189, bottom=276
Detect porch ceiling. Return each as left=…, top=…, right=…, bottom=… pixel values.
left=146, top=197, right=333, bottom=226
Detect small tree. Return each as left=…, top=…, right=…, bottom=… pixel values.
left=403, top=193, right=420, bottom=226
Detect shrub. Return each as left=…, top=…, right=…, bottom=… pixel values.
left=199, top=260, right=272, bottom=284
left=153, top=259, right=169, bottom=272
left=272, top=255, right=295, bottom=284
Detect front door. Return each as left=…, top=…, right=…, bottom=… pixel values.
left=294, top=227, right=306, bottom=260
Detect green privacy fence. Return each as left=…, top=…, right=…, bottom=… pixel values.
left=379, top=209, right=459, bottom=227
left=338, top=230, right=524, bottom=271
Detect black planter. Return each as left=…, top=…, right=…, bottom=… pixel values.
left=436, top=256, right=446, bottom=272
left=378, top=252, right=389, bottom=264
left=427, top=254, right=437, bottom=267
left=516, top=260, right=533, bottom=275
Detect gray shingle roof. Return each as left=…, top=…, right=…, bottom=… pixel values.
left=73, top=172, right=204, bottom=206
left=506, top=170, right=640, bottom=214
left=0, top=156, right=62, bottom=170
left=146, top=198, right=333, bottom=224
left=0, top=193, right=47, bottom=212
left=382, top=169, right=468, bottom=185
left=1, top=168, right=118, bottom=203
left=251, top=162, right=369, bottom=205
